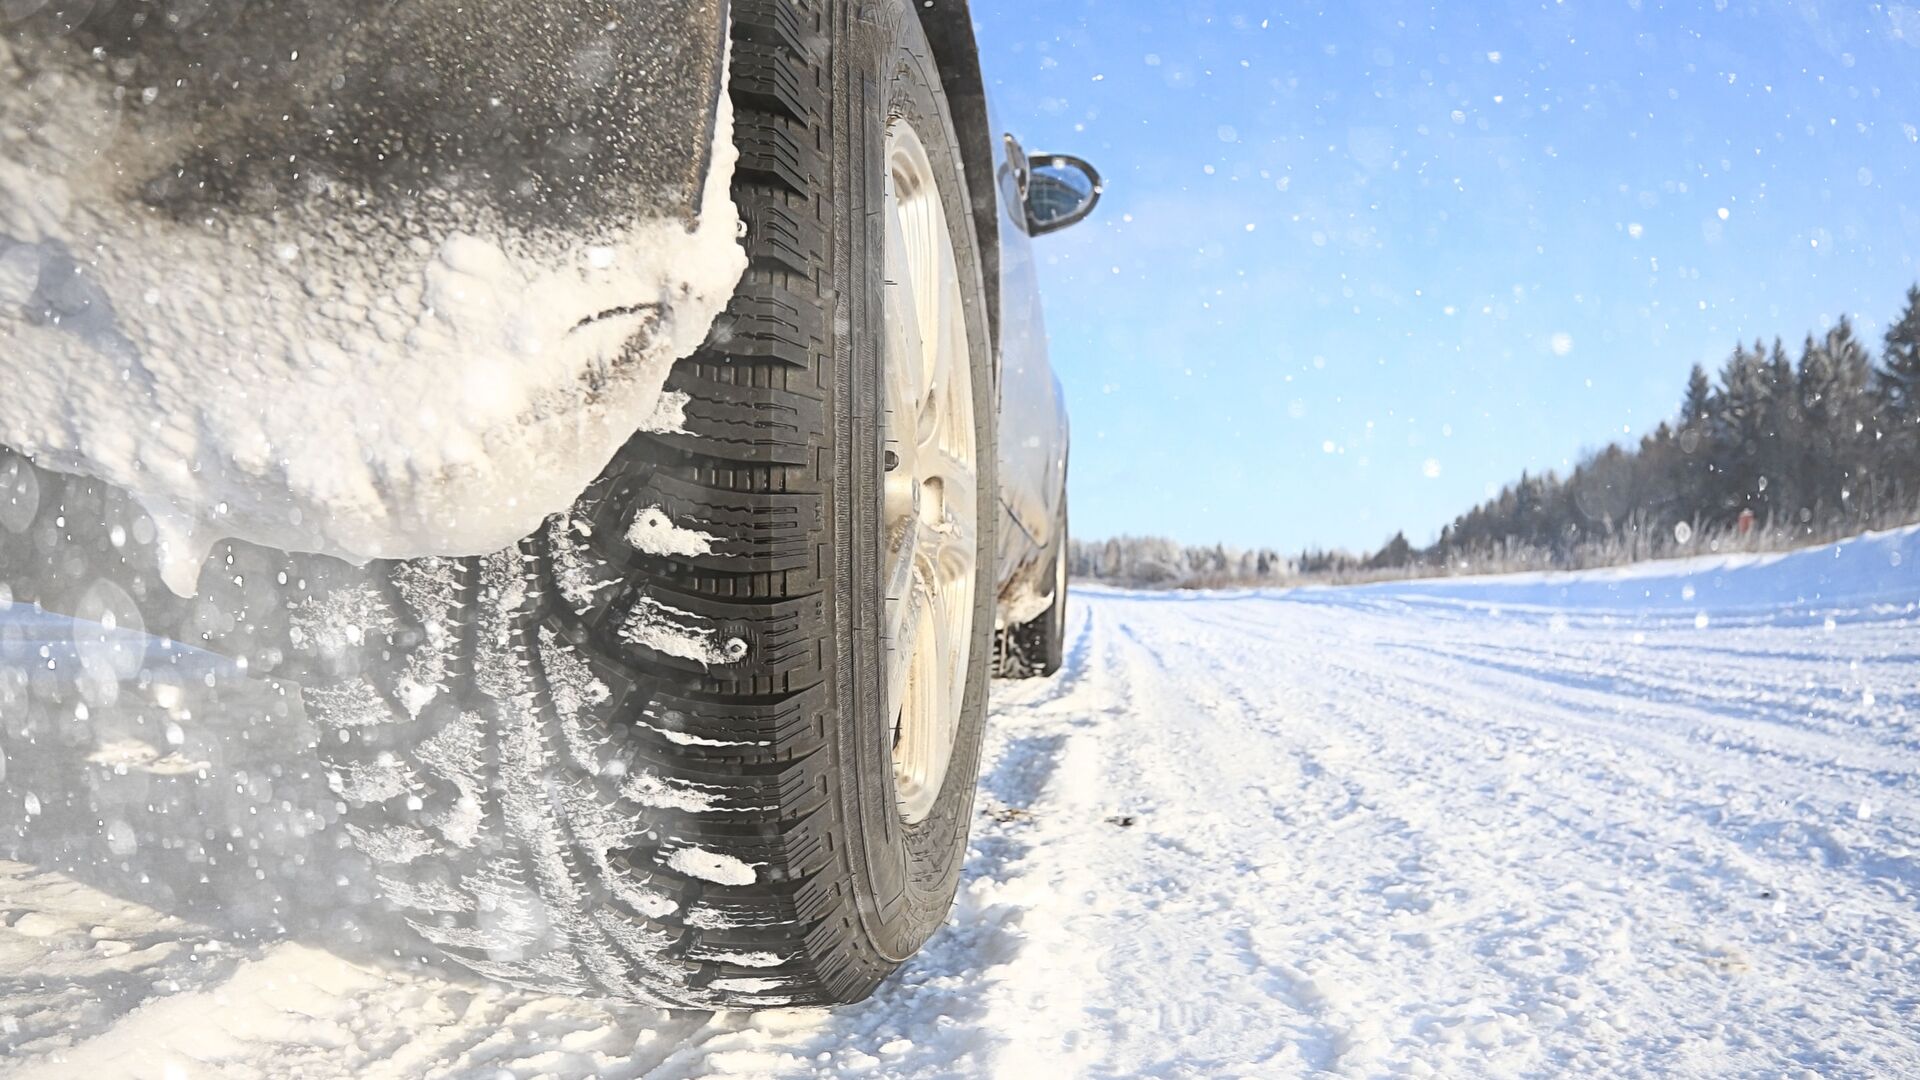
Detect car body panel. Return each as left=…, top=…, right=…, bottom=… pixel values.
left=985, top=112, right=1070, bottom=621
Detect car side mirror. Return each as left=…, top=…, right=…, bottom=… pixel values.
left=1023, top=153, right=1102, bottom=236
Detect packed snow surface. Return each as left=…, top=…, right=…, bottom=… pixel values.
left=0, top=40, right=746, bottom=596
left=4, top=527, right=1919, bottom=1077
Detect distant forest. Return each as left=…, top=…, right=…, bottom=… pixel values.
left=1074, top=285, right=1920, bottom=588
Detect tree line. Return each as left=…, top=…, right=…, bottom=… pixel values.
left=1075, top=285, right=1920, bottom=588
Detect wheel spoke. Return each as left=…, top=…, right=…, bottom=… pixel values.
left=912, top=614, right=948, bottom=770
left=883, top=582, right=922, bottom=740
left=920, top=547, right=968, bottom=725
left=884, top=193, right=929, bottom=438
left=917, top=288, right=963, bottom=451
left=903, top=190, right=946, bottom=398
left=916, top=445, right=977, bottom=523
left=884, top=520, right=920, bottom=634
left=917, top=524, right=973, bottom=606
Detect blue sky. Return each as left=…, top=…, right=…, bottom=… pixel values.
left=970, top=0, right=1920, bottom=553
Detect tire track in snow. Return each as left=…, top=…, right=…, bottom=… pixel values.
left=1157, top=589, right=1920, bottom=1075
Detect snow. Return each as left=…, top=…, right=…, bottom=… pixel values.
left=667, top=847, right=759, bottom=887
left=0, top=39, right=747, bottom=596
left=342, top=824, right=435, bottom=866
left=623, top=772, right=725, bottom=814
left=627, top=506, right=720, bottom=558
left=621, top=596, right=748, bottom=668
left=411, top=710, right=488, bottom=850
left=3, top=526, right=1919, bottom=1076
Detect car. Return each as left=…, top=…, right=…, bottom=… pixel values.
left=0, top=0, right=1095, bottom=1008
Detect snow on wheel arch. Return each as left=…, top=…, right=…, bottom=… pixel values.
left=0, top=40, right=748, bottom=596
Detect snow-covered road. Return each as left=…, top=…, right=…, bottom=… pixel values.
left=4, top=529, right=1918, bottom=1078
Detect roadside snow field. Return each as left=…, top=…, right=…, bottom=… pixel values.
left=3, top=527, right=1918, bottom=1078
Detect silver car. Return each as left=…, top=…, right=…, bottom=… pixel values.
left=0, top=0, right=1093, bottom=1007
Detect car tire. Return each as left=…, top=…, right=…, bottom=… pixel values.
left=295, top=0, right=997, bottom=1009
left=995, top=495, right=1068, bottom=679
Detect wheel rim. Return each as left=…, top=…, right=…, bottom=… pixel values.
left=882, top=119, right=978, bottom=825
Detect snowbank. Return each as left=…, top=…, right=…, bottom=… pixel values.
left=1335, top=524, right=1920, bottom=617
left=1086, top=524, right=1920, bottom=622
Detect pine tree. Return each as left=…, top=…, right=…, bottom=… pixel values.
left=1756, top=338, right=1802, bottom=522
left=1714, top=344, right=1772, bottom=516
left=1880, top=285, right=1920, bottom=460
left=1837, top=321, right=1879, bottom=514
left=1368, top=532, right=1415, bottom=569
left=1671, top=364, right=1716, bottom=520
left=1681, top=364, right=1715, bottom=428
left=1797, top=334, right=1836, bottom=519
left=1799, top=319, right=1877, bottom=521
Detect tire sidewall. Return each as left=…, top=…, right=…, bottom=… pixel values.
left=836, top=1, right=997, bottom=964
